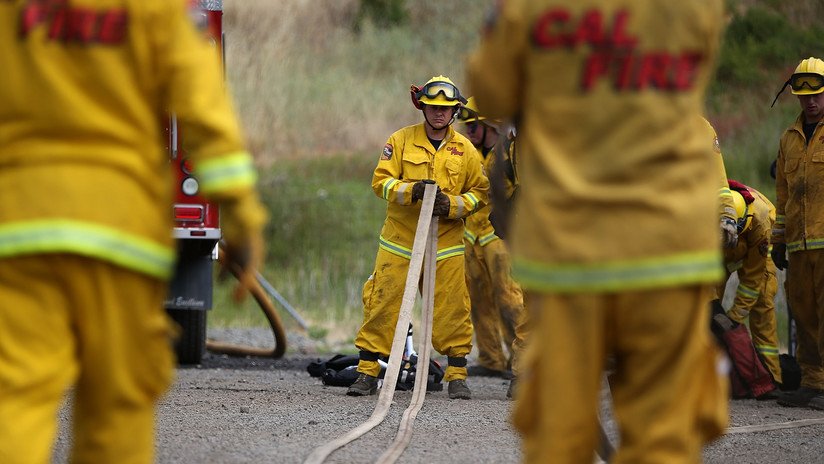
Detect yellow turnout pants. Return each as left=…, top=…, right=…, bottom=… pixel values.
left=513, top=285, right=728, bottom=464
left=465, top=238, right=528, bottom=375
left=787, top=249, right=824, bottom=389
left=724, top=264, right=782, bottom=383
left=355, top=248, right=473, bottom=382
left=0, top=254, right=175, bottom=464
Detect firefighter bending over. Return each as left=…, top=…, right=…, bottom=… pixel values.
left=0, top=2, right=266, bottom=463
left=348, top=76, right=489, bottom=400
left=717, top=181, right=783, bottom=387
left=459, top=97, right=529, bottom=399
left=467, top=1, right=728, bottom=462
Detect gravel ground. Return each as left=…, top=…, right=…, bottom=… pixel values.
left=51, top=328, right=824, bottom=463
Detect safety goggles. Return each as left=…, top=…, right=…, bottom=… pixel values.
left=457, top=105, right=480, bottom=122
left=417, top=81, right=467, bottom=104
left=790, top=73, right=824, bottom=92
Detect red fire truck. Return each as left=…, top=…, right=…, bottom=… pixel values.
left=164, top=0, right=225, bottom=364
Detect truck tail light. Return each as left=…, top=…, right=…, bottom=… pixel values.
left=174, top=205, right=204, bottom=222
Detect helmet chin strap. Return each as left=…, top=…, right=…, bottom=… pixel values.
left=422, top=105, right=458, bottom=132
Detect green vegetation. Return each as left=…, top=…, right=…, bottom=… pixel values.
left=211, top=0, right=824, bottom=350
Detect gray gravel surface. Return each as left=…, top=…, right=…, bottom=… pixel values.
left=51, top=328, right=824, bottom=463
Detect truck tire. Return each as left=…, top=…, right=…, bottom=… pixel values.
left=169, top=309, right=207, bottom=365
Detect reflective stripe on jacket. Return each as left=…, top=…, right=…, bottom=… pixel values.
left=0, top=0, right=257, bottom=279
left=774, top=115, right=824, bottom=253
left=467, top=0, right=724, bottom=292
left=373, top=124, right=489, bottom=257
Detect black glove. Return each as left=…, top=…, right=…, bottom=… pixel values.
left=432, top=191, right=450, bottom=216
left=411, top=180, right=427, bottom=202
left=771, top=243, right=788, bottom=270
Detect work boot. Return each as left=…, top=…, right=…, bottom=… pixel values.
left=448, top=379, right=471, bottom=400
left=776, top=386, right=824, bottom=408
left=347, top=373, right=378, bottom=396
left=506, top=378, right=517, bottom=400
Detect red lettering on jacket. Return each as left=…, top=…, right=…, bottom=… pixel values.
left=532, top=8, right=702, bottom=93
left=447, top=147, right=464, bottom=156
left=532, top=8, right=637, bottom=49
left=18, top=0, right=128, bottom=44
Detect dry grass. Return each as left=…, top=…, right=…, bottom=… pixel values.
left=223, top=0, right=487, bottom=165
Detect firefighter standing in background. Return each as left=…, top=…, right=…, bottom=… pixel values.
left=348, top=76, right=489, bottom=400
left=0, top=2, right=266, bottom=463
left=772, top=57, right=824, bottom=409
left=718, top=182, right=783, bottom=385
left=467, top=1, right=729, bottom=462
left=459, top=98, right=529, bottom=397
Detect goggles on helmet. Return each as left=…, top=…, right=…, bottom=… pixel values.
left=457, top=105, right=481, bottom=122
left=790, top=73, right=824, bottom=92
left=417, top=81, right=467, bottom=104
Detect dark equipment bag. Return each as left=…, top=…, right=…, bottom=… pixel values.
left=307, top=354, right=444, bottom=392
left=710, top=300, right=777, bottom=399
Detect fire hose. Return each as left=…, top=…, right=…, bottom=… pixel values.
left=204, top=246, right=288, bottom=359
left=304, top=183, right=439, bottom=464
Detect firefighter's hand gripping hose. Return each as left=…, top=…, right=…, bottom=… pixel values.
left=205, top=244, right=287, bottom=359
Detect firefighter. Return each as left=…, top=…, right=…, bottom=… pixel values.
left=703, top=117, right=740, bottom=249
left=348, top=76, right=489, bottom=400
left=772, top=57, right=824, bottom=409
left=467, top=1, right=728, bottom=462
left=718, top=182, right=782, bottom=386
left=0, top=2, right=266, bottom=463
left=459, top=98, right=529, bottom=397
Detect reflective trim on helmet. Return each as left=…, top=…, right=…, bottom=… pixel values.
left=0, top=219, right=175, bottom=279
left=735, top=283, right=759, bottom=300
left=382, top=178, right=399, bottom=201
left=513, top=250, right=722, bottom=292
left=196, top=151, right=257, bottom=193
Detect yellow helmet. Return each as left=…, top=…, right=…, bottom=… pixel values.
left=458, top=96, right=485, bottom=122
left=790, top=57, right=824, bottom=96
left=731, top=190, right=752, bottom=234
left=416, top=75, right=466, bottom=107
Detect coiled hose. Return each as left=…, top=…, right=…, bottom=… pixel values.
left=205, top=247, right=287, bottom=358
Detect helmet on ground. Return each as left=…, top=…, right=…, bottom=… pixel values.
left=731, top=190, right=752, bottom=234
left=416, top=76, right=466, bottom=107
left=790, top=57, right=824, bottom=96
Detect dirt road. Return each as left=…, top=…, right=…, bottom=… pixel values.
left=51, top=330, right=824, bottom=463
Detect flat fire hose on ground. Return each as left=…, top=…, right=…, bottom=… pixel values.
left=304, top=183, right=439, bottom=464
left=205, top=247, right=288, bottom=359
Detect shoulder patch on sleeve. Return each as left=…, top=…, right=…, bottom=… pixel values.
left=381, top=143, right=393, bottom=160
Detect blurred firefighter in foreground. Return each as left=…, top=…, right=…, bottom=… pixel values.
left=0, top=1, right=266, bottom=463
left=467, top=1, right=729, bottom=462
left=348, top=76, right=489, bottom=400
left=717, top=181, right=782, bottom=386
left=703, top=117, right=740, bottom=249
left=459, top=97, right=529, bottom=398
left=772, top=57, right=824, bottom=410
